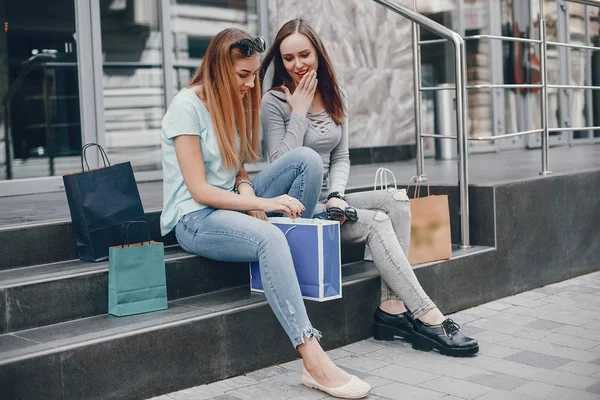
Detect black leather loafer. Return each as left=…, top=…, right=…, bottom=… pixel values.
left=412, top=318, right=479, bottom=357
left=373, top=307, right=414, bottom=342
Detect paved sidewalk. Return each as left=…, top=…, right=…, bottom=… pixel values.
left=151, top=272, right=600, bottom=400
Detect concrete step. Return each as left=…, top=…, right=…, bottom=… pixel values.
left=0, top=246, right=250, bottom=334
left=1, top=211, right=175, bottom=271
left=1, top=183, right=497, bottom=271
left=0, top=261, right=382, bottom=400
left=0, top=244, right=500, bottom=400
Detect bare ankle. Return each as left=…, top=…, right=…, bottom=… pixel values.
left=379, top=299, right=407, bottom=315
left=418, top=308, right=445, bottom=325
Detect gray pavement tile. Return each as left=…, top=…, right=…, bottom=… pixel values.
left=365, top=347, right=410, bottom=361
left=482, top=359, right=548, bottom=378
left=531, top=286, right=562, bottom=295
left=333, top=366, right=371, bottom=380
left=557, top=361, right=600, bottom=376
left=363, top=375, right=394, bottom=389
left=474, top=389, right=534, bottom=400
left=572, top=294, right=600, bottom=304
left=471, top=331, right=514, bottom=344
left=513, top=291, right=548, bottom=300
left=453, top=354, right=498, bottom=369
left=594, top=357, right=600, bottom=365
left=324, top=348, right=354, bottom=360
left=479, top=301, right=514, bottom=311
left=487, top=313, right=538, bottom=326
left=247, top=366, right=289, bottom=381
left=466, top=372, right=528, bottom=391
left=388, top=354, right=485, bottom=379
left=513, top=381, right=600, bottom=400
left=465, top=318, right=522, bottom=336
left=537, top=311, right=594, bottom=327
left=260, top=372, right=325, bottom=399
left=147, top=396, right=173, bottom=400
left=459, top=307, right=500, bottom=319
left=340, top=340, right=387, bottom=355
left=504, top=350, right=571, bottom=369
left=527, top=369, right=599, bottom=390
left=419, top=377, right=494, bottom=399
left=541, top=332, right=599, bottom=350
left=448, top=312, right=482, bottom=324
left=168, top=376, right=258, bottom=400
left=537, top=346, right=600, bottom=363
left=370, top=364, right=439, bottom=385
left=503, top=306, right=539, bottom=318
left=372, top=382, right=446, bottom=400
left=495, top=297, right=546, bottom=308
left=589, top=345, right=600, bottom=355
left=373, top=339, right=412, bottom=351
left=498, top=337, right=560, bottom=353
left=508, top=328, right=551, bottom=341
left=459, top=325, right=485, bottom=337
left=225, top=383, right=292, bottom=400
left=211, top=395, right=242, bottom=400
left=334, top=354, right=389, bottom=373
left=478, top=343, right=521, bottom=359
left=552, top=325, right=599, bottom=342
left=582, top=320, right=600, bottom=331
left=526, top=319, right=565, bottom=331
left=279, top=358, right=304, bottom=373
left=586, top=381, right=600, bottom=394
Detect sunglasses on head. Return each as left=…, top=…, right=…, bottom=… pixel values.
left=326, top=206, right=359, bottom=222
left=230, top=36, right=266, bottom=57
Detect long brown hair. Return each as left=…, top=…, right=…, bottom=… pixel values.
left=189, top=28, right=261, bottom=171
left=260, top=19, right=345, bottom=126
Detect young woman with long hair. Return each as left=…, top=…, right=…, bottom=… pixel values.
left=260, top=19, right=479, bottom=358
left=161, top=28, right=371, bottom=399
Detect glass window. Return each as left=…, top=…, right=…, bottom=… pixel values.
left=100, top=0, right=164, bottom=173
left=0, top=0, right=82, bottom=181
left=568, top=2, right=598, bottom=139
left=171, top=0, right=259, bottom=92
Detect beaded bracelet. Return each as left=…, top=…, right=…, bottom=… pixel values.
left=234, top=179, right=254, bottom=193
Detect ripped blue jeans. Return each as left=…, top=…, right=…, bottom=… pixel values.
left=175, top=147, right=323, bottom=347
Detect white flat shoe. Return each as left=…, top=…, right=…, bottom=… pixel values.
left=302, top=367, right=371, bottom=399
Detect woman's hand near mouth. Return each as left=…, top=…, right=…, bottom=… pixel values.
left=281, top=70, right=317, bottom=117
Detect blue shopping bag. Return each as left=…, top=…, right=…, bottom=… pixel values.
left=108, top=222, right=168, bottom=316
left=63, top=144, right=146, bottom=262
left=250, top=218, right=341, bottom=302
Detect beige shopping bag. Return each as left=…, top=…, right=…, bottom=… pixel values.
left=407, top=175, right=452, bottom=265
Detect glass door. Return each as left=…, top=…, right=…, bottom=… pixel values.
left=0, top=0, right=82, bottom=181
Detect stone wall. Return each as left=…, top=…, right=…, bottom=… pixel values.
left=267, top=0, right=417, bottom=148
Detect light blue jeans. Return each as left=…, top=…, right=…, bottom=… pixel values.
left=175, top=147, right=324, bottom=347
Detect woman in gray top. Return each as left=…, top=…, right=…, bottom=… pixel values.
left=260, top=19, right=478, bottom=358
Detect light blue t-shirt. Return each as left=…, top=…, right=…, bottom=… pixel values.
left=160, top=88, right=237, bottom=236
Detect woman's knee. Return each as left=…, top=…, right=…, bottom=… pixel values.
left=258, top=223, right=290, bottom=254
left=289, top=147, right=323, bottom=173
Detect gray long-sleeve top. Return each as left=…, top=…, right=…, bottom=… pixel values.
left=261, top=89, right=350, bottom=199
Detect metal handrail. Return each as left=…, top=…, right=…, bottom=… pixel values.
left=376, top=0, right=600, bottom=250
left=567, top=0, right=600, bottom=5
left=423, top=129, right=546, bottom=142
left=373, top=0, right=470, bottom=248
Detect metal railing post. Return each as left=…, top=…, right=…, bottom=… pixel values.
left=412, top=0, right=424, bottom=177
left=540, top=1, right=552, bottom=175
left=3, top=103, right=12, bottom=180
left=452, top=34, right=471, bottom=248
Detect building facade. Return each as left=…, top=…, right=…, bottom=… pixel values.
left=0, top=0, right=598, bottom=195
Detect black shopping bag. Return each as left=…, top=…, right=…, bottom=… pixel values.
left=63, top=143, right=146, bottom=261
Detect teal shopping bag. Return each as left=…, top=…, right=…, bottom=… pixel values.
left=108, top=222, right=168, bottom=316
